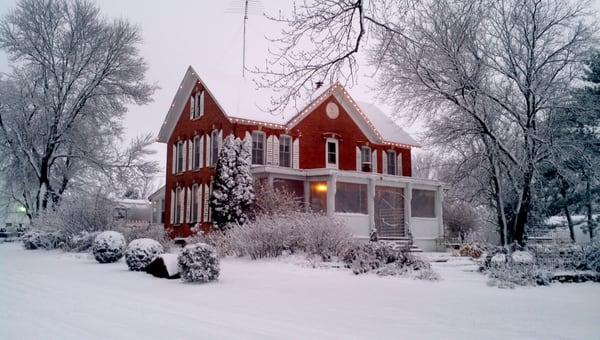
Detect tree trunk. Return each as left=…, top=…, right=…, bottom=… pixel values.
left=586, top=180, right=594, bottom=239
left=513, top=169, right=533, bottom=245
left=490, top=159, right=508, bottom=246
left=564, top=205, right=575, bottom=243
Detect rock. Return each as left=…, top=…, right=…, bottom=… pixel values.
left=145, top=254, right=180, bottom=279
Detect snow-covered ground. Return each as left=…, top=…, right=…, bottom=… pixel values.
left=1, top=243, right=599, bottom=340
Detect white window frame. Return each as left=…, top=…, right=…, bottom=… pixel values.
left=211, top=130, right=219, bottom=166
left=252, top=131, right=266, bottom=165
left=325, top=138, right=339, bottom=169
left=386, top=150, right=396, bottom=175
left=279, top=135, right=292, bottom=168
left=174, top=187, right=183, bottom=224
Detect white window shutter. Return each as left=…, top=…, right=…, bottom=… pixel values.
left=383, top=151, right=388, bottom=174
left=208, top=182, right=213, bottom=222
left=397, top=154, right=403, bottom=176
left=273, top=136, right=280, bottom=166
left=196, top=185, right=202, bottom=223
left=172, top=144, right=176, bottom=174
left=205, top=134, right=211, bottom=168
left=190, top=95, right=195, bottom=119
left=182, top=140, right=187, bottom=172
left=179, top=189, right=184, bottom=224
left=356, top=147, right=361, bottom=171
left=188, top=139, right=193, bottom=170
left=185, top=187, right=191, bottom=223
left=169, top=190, right=174, bottom=224
left=199, top=135, right=204, bottom=169
left=245, top=131, right=251, bottom=141
left=199, top=91, right=205, bottom=116
left=266, top=135, right=274, bottom=165
left=203, top=184, right=209, bottom=222
left=292, top=138, right=300, bottom=169
left=218, top=130, right=223, bottom=153
left=372, top=150, right=378, bottom=173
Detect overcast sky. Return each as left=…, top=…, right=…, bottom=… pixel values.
left=1, top=0, right=599, bottom=191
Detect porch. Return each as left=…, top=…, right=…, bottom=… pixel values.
left=252, top=166, right=445, bottom=251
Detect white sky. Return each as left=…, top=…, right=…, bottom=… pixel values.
left=1, top=0, right=599, bottom=190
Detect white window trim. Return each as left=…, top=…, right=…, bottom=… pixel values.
left=192, top=90, right=205, bottom=119
left=279, top=135, right=292, bottom=168
left=325, top=138, right=339, bottom=169
left=252, top=131, right=266, bottom=165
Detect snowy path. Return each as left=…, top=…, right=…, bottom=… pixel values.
left=1, top=243, right=599, bottom=340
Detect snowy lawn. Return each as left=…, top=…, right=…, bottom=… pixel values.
left=1, top=243, right=599, bottom=340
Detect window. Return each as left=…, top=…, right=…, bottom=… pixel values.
left=273, top=178, right=304, bottom=201
left=252, top=131, right=265, bottom=165
left=387, top=150, right=396, bottom=175
left=192, top=91, right=204, bottom=119
left=192, top=136, right=201, bottom=169
left=411, top=189, right=436, bottom=218
left=174, top=187, right=183, bottom=224
left=191, top=185, right=199, bottom=223
left=279, top=135, right=292, bottom=167
left=176, top=141, right=184, bottom=173
left=211, top=130, right=219, bottom=166
left=335, top=182, right=368, bottom=214
left=326, top=138, right=338, bottom=168
left=361, top=147, right=371, bottom=165
left=309, top=181, right=328, bottom=213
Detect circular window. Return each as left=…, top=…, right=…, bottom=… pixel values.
left=326, top=102, right=339, bottom=119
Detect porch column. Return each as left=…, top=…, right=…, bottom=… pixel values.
left=303, top=180, right=310, bottom=213
left=404, top=182, right=412, bottom=237
left=368, top=177, right=375, bottom=233
left=326, top=174, right=337, bottom=217
left=267, top=174, right=274, bottom=188
left=436, top=185, right=444, bottom=236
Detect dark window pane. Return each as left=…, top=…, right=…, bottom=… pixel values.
left=335, top=182, right=368, bottom=214
left=411, top=189, right=436, bottom=218
left=387, top=151, right=396, bottom=175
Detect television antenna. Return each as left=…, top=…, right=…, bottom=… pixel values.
left=226, top=0, right=264, bottom=78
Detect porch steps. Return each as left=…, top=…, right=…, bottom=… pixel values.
left=377, top=237, right=422, bottom=252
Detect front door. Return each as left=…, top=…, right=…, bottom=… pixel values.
left=375, top=186, right=405, bottom=239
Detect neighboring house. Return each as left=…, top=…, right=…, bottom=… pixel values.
left=113, top=199, right=152, bottom=226
left=157, top=66, right=445, bottom=251
left=148, top=186, right=166, bottom=225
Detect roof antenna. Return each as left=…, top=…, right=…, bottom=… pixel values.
left=226, top=0, right=263, bottom=78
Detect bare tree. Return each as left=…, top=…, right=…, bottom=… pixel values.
left=260, top=0, right=598, bottom=245
left=0, top=0, right=157, bottom=216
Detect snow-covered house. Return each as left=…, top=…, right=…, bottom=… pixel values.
left=113, top=199, right=152, bottom=226
left=157, top=66, right=445, bottom=251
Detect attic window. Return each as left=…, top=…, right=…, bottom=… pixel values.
left=192, top=91, right=204, bottom=119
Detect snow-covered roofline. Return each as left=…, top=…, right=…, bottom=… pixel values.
left=157, top=66, right=420, bottom=148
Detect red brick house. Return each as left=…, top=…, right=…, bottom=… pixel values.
left=156, top=66, right=445, bottom=251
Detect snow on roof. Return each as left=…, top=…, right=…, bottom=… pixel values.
left=354, top=101, right=419, bottom=147
left=158, top=66, right=420, bottom=147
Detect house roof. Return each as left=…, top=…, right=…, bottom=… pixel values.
left=157, top=66, right=420, bottom=148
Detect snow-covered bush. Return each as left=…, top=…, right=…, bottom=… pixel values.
left=223, top=212, right=354, bottom=260
left=21, top=230, right=66, bottom=250
left=511, top=250, right=534, bottom=265
left=178, top=243, right=220, bottom=283
left=253, top=181, right=303, bottom=217
left=125, top=238, right=164, bottom=271
left=62, top=231, right=100, bottom=252
left=342, top=241, right=439, bottom=280
left=584, top=240, right=600, bottom=273
left=457, top=242, right=484, bottom=258
left=92, top=231, right=126, bottom=263
left=31, top=192, right=115, bottom=237
left=529, top=243, right=585, bottom=270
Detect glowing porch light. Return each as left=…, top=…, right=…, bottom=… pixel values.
left=314, top=183, right=328, bottom=193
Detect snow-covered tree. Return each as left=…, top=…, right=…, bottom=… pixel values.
left=210, top=135, right=255, bottom=229
left=0, top=0, right=157, bottom=217
left=258, top=0, right=598, bottom=245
